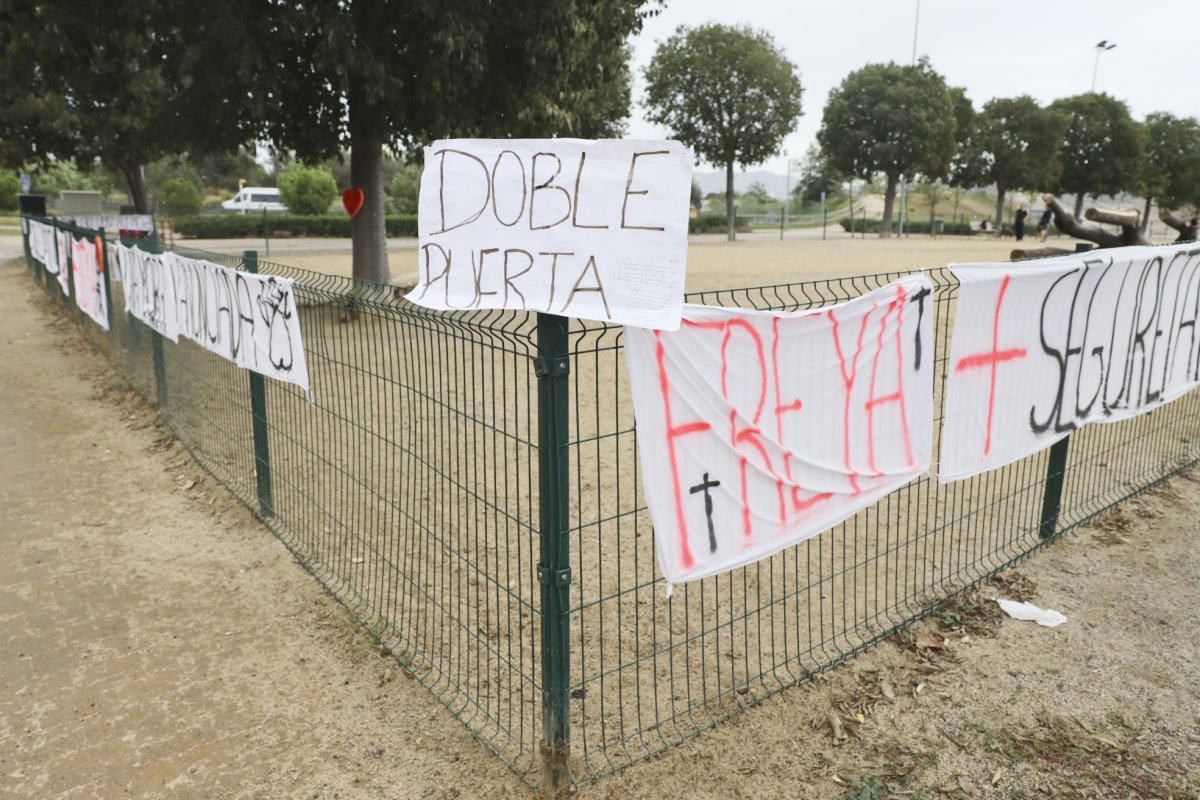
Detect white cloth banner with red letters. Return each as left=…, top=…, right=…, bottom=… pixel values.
left=70, top=234, right=109, bottom=331
left=625, top=274, right=935, bottom=589
left=939, top=243, right=1200, bottom=482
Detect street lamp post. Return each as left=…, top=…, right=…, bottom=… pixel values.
left=1091, top=40, right=1116, bottom=92
left=781, top=158, right=799, bottom=241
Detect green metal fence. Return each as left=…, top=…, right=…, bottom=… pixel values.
left=20, top=213, right=1200, bottom=795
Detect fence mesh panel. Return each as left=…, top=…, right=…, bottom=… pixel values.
left=19, top=215, right=1200, bottom=791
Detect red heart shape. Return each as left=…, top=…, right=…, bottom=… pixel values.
left=342, top=188, right=364, bottom=218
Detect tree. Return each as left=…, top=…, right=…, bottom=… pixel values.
left=644, top=24, right=803, bottom=241
left=157, top=177, right=202, bottom=216
left=1049, top=93, right=1143, bottom=218
left=249, top=0, right=656, bottom=284
left=819, top=60, right=959, bottom=237
left=278, top=165, right=338, bottom=215
left=0, top=171, right=18, bottom=211
left=795, top=143, right=844, bottom=207
left=1138, top=112, right=1200, bottom=231
left=0, top=2, right=258, bottom=212
left=952, top=96, right=1066, bottom=228
left=690, top=180, right=703, bottom=215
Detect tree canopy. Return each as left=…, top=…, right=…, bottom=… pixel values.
left=0, top=1, right=257, bottom=212
left=953, top=96, right=1066, bottom=227
left=818, top=59, right=960, bottom=237
left=1140, top=112, right=1200, bottom=212
left=643, top=23, right=802, bottom=240
left=1050, top=93, right=1144, bottom=216
left=247, top=0, right=657, bottom=282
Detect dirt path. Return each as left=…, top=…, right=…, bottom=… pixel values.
left=2, top=253, right=1198, bottom=799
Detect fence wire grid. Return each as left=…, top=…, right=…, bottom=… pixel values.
left=19, top=214, right=1200, bottom=794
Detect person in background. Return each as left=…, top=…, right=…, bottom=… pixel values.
left=1014, top=204, right=1029, bottom=241
left=1038, top=206, right=1053, bottom=242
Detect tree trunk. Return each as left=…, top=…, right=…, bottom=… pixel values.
left=994, top=180, right=1007, bottom=230
left=1140, top=195, right=1153, bottom=234
left=349, top=136, right=390, bottom=284
left=1044, top=194, right=1148, bottom=249
left=119, top=161, right=149, bottom=214
left=725, top=158, right=736, bottom=242
left=347, top=0, right=390, bottom=285
left=1160, top=207, right=1200, bottom=242
left=880, top=174, right=898, bottom=239
left=1073, top=192, right=1085, bottom=219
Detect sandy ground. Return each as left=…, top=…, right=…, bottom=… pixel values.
left=2, top=235, right=1199, bottom=799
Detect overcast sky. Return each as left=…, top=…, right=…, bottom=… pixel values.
left=625, top=0, right=1199, bottom=175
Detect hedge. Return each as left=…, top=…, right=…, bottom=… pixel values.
left=839, top=217, right=977, bottom=236
left=172, top=214, right=418, bottom=238
left=689, top=213, right=752, bottom=234
left=177, top=212, right=751, bottom=238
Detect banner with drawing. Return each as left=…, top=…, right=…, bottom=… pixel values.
left=624, top=274, right=935, bottom=589
left=165, top=253, right=311, bottom=392
left=70, top=235, right=109, bottom=331
left=407, top=138, right=692, bottom=330
left=940, top=243, right=1200, bottom=482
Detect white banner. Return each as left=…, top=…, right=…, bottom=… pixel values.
left=62, top=214, right=155, bottom=233
left=116, top=243, right=179, bottom=341
left=55, top=230, right=71, bottom=295
left=27, top=220, right=57, bottom=273
left=625, top=275, right=935, bottom=589
left=940, top=243, right=1200, bottom=481
left=407, top=138, right=692, bottom=330
left=70, top=235, right=109, bottom=331
left=165, top=253, right=311, bottom=392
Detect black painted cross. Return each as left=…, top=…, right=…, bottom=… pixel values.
left=689, top=472, right=721, bottom=553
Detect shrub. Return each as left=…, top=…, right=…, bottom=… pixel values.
left=389, top=165, right=421, bottom=214
left=278, top=164, right=338, bottom=215
left=157, top=177, right=202, bottom=216
left=839, top=217, right=977, bottom=236
left=0, top=172, right=19, bottom=211
left=689, top=213, right=752, bottom=234
left=172, top=214, right=418, bottom=239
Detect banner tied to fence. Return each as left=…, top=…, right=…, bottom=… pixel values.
left=112, top=243, right=311, bottom=391
left=70, top=235, right=109, bottom=330
left=62, top=214, right=155, bottom=233
left=625, top=274, right=935, bottom=589
left=940, top=242, right=1200, bottom=482
left=407, top=138, right=693, bottom=330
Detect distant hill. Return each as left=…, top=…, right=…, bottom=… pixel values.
left=693, top=169, right=790, bottom=200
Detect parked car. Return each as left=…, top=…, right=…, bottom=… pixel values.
left=221, top=187, right=288, bottom=213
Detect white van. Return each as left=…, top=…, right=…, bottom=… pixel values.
left=222, top=187, right=288, bottom=213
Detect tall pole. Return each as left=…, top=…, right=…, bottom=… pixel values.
left=911, top=0, right=921, bottom=65
left=1091, top=41, right=1116, bottom=93
left=781, top=158, right=792, bottom=241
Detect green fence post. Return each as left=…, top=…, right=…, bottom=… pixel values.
left=244, top=250, right=275, bottom=517
left=535, top=311, right=572, bottom=797
left=1039, top=435, right=1071, bottom=539
left=98, top=227, right=113, bottom=331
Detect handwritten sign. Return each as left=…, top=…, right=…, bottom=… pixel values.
left=407, top=138, right=692, bottom=330
left=940, top=243, right=1200, bottom=481
left=625, top=275, right=935, bottom=589
left=70, top=235, right=109, bottom=330
left=115, top=242, right=179, bottom=341
left=165, top=252, right=311, bottom=392
left=27, top=220, right=53, bottom=270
